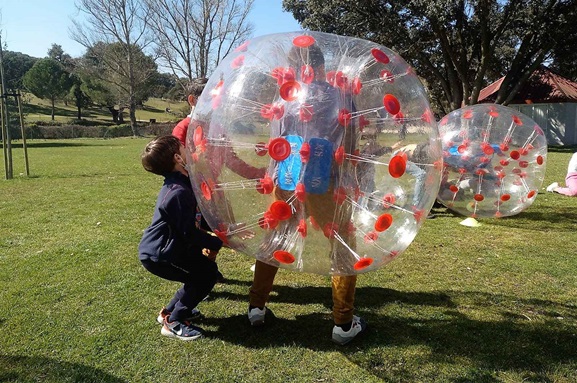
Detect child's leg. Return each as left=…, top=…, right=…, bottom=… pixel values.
left=331, top=275, right=357, bottom=325
left=142, top=255, right=218, bottom=322
left=249, top=260, right=278, bottom=308
left=557, top=173, right=577, bottom=196
left=169, top=254, right=218, bottom=321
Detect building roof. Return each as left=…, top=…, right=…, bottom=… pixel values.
left=478, top=66, right=577, bottom=104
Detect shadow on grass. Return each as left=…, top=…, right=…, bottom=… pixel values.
left=485, top=205, right=577, bottom=231
left=430, top=199, right=577, bottom=231
left=548, top=145, right=577, bottom=153
left=204, top=284, right=577, bottom=380
left=23, top=103, right=81, bottom=119
left=0, top=355, right=127, bottom=383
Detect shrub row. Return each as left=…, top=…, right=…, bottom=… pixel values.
left=7, top=123, right=175, bottom=140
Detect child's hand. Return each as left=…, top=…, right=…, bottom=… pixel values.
left=203, top=248, right=219, bottom=261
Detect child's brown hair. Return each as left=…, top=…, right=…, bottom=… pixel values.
left=186, top=78, right=208, bottom=98
left=141, top=135, right=182, bottom=175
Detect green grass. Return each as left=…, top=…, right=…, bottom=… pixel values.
left=1, top=139, right=576, bottom=382
left=19, top=93, right=188, bottom=124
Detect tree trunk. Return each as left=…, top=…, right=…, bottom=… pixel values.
left=129, top=102, right=138, bottom=136
left=51, top=98, right=55, bottom=120
left=108, top=106, right=119, bottom=123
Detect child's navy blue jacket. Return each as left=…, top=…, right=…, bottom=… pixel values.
left=138, top=171, right=222, bottom=263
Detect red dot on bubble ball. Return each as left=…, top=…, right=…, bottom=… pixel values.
left=201, top=181, right=212, bottom=200
left=255, top=142, right=267, bottom=156
left=474, top=194, right=484, bottom=202
left=354, top=257, right=374, bottom=270
left=256, top=176, right=274, bottom=195
left=298, top=219, right=307, bottom=237
left=501, top=194, right=511, bottom=202
left=193, top=126, right=204, bottom=146
left=269, top=200, right=292, bottom=221
left=450, top=185, right=459, bottom=192
left=375, top=213, right=393, bottom=232
left=382, top=193, right=396, bottom=207
left=364, top=231, right=378, bottom=243
left=292, top=35, right=316, bottom=47
left=279, top=81, right=301, bottom=101
left=527, top=190, right=536, bottom=198
left=510, top=150, right=520, bottom=160
left=389, top=154, right=406, bottom=178
left=483, top=145, right=494, bottom=155
left=295, top=183, right=307, bottom=202
left=268, top=137, right=291, bottom=161
left=383, top=94, right=400, bottom=115
left=273, top=250, right=296, bottom=264
left=536, top=155, right=544, bottom=165
left=371, top=48, right=390, bottom=64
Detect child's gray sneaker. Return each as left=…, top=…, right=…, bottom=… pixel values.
left=248, top=306, right=271, bottom=326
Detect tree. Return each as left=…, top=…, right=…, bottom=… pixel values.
left=283, top=0, right=577, bottom=114
left=22, top=58, right=73, bottom=120
left=1, top=51, right=37, bottom=92
left=47, top=44, right=75, bottom=70
left=71, top=0, right=153, bottom=136
left=149, top=72, right=178, bottom=98
left=145, top=0, right=254, bottom=85
left=68, top=74, right=91, bottom=120
left=76, top=42, right=158, bottom=123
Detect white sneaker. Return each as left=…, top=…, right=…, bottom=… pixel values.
left=458, top=179, right=471, bottom=189
left=546, top=182, right=559, bottom=192
left=332, top=315, right=367, bottom=345
left=248, top=306, right=267, bottom=326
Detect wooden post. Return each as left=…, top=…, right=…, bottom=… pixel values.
left=0, top=90, right=7, bottom=179
left=0, top=35, right=12, bottom=179
left=16, top=93, right=29, bottom=176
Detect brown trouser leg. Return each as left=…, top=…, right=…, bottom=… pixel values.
left=249, top=260, right=279, bottom=308
left=332, top=274, right=357, bottom=325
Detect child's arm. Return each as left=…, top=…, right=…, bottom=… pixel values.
left=164, top=186, right=223, bottom=252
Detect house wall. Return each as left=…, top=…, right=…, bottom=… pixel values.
left=509, top=103, right=577, bottom=146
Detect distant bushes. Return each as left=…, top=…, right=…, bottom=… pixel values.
left=12, top=122, right=175, bottom=139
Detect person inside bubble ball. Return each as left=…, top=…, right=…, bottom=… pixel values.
left=248, top=43, right=367, bottom=346
left=138, top=135, right=223, bottom=341
left=546, top=151, right=577, bottom=196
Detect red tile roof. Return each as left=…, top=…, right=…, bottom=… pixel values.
left=478, top=66, right=577, bottom=104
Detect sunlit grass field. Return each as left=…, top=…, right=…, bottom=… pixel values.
left=0, top=138, right=576, bottom=382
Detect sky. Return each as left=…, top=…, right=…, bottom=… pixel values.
left=0, top=0, right=302, bottom=58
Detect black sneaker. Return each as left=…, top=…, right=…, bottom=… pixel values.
left=161, top=319, right=203, bottom=340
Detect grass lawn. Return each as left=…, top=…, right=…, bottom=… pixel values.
left=0, top=138, right=576, bottom=382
